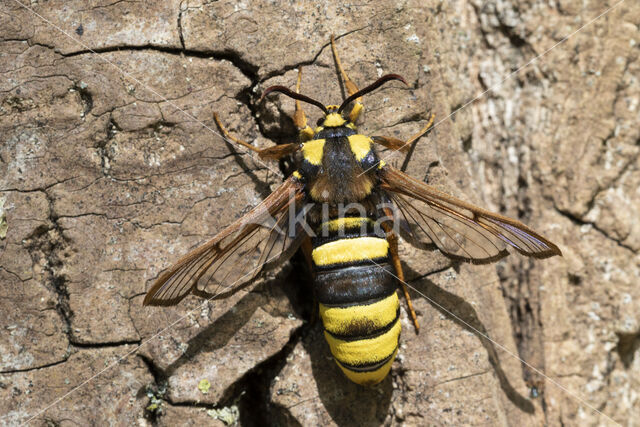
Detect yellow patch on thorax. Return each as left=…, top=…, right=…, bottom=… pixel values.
left=301, top=139, right=325, bottom=166
left=323, top=113, right=346, bottom=127
left=311, top=236, right=389, bottom=266
left=348, top=134, right=372, bottom=161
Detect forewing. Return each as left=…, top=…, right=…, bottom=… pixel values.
left=143, top=176, right=306, bottom=306
left=379, top=165, right=561, bottom=263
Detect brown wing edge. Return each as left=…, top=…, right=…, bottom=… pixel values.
left=387, top=192, right=511, bottom=265
left=379, top=165, right=562, bottom=260
left=143, top=176, right=306, bottom=306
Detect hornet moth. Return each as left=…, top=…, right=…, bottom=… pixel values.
left=144, top=36, right=561, bottom=386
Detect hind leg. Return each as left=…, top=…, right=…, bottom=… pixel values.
left=380, top=219, right=420, bottom=334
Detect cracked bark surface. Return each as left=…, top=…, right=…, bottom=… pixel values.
left=1, top=0, right=639, bottom=425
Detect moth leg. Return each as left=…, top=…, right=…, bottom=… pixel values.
left=331, top=34, right=363, bottom=123
left=383, top=224, right=420, bottom=333
left=300, top=235, right=315, bottom=279
left=300, top=235, right=320, bottom=327
left=214, top=112, right=298, bottom=161
left=372, top=112, right=435, bottom=154
left=294, top=67, right=315, bottom=141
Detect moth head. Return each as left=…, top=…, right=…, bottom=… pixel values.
left=318, top=105, right=347, bottom=128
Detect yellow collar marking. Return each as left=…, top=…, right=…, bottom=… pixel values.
left=323, top=113, right=347, bottom=127
left=348, top=134, right=373, bottom=161
left=301, top=139, right=325, bottom=166
left=321, top=217, right=374, bottom=232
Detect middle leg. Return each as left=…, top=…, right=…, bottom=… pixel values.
left=371, top=112, right=435, bottom=153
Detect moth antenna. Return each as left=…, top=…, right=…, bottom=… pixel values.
left=338, top=74, right=407, bottom=114
left=260, top=86, right=328, bottom=114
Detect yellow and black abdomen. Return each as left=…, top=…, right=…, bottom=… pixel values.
left=311, top=217, right=400, bottom=386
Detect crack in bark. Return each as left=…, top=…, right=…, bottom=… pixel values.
left=72, top=82, right=93, bottom=117
left=432, top=369, right=490, bottom=387
left=615, top=330, right=640, bottom=369
left=75, top=0, right=139, bottom=14
left=177, top=1, right=186, bottom=51
left=0, top=266, right=31, bottom=282
left=11, top=187, right=147, bottom=354
left=72, top=339, right=142, bottom=349
left=137, top=353, right=169, bottom=423
left=95, top=116, right=118, bottom=177
left=213, top=325, right=305, bottom=425
left=470, top=1, right=535, bottom=54
left=22, top=192, right=74, bottom=347
left=554, top=205, right=638, bottom=254
left=139, top=324, right=306, bottom=424
left=0, top=357, right=69, bottom=375
left=60, top=45, right=260, bottom=83
left=1, top=177, right=78, bottom=194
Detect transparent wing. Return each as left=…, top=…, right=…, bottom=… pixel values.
left=379, top=165, right=561, bottom=263
left=144, top=176, right=307, bottom=306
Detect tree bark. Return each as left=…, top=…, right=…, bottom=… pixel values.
left=1, top=0, right=638, bottom=425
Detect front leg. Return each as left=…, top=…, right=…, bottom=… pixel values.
left=214, top=113, right=299, bottom=161
left=331, top=35, right=363, bottom=123
left=294, top=68, right=315, bottom=141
